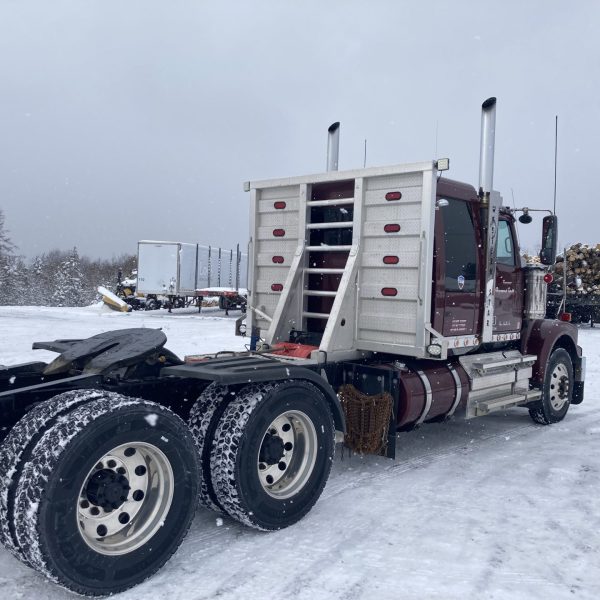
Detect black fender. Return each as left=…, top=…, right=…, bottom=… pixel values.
left=163, top=356, right=346, bottom=432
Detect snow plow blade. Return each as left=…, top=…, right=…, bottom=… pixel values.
left=98, top=285, right=131, bottom=312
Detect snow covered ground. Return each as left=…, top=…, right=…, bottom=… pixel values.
left=0, top=305, right=599, bottom=600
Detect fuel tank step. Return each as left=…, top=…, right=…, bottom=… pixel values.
left=475, top=390, right=542, bottom=416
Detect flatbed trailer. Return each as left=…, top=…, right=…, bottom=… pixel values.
left=0, top=99, right=585, bottom=596
left=194, top=287, right=247, bottom=314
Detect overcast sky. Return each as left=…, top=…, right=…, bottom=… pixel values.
left=1, top=0, right=599, bottom=260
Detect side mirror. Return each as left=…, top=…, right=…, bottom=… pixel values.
left=539, top=215, right=558, bottom=265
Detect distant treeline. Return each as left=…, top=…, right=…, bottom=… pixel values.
left=1, top=208, right=135, bottom=307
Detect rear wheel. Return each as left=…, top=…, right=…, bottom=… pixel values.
left=529, top=348, right=573, bottom=425
left=3, top=392, right=199, bottom=596
left=145, top=298, right=159, bottom=311
left=210, top=381, right=335, bottom=530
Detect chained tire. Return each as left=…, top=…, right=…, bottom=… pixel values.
left=0, top=391, right=200, bottom=596
left=188, top=382, right=233, bottom=512
left=529, top=348, right=573, bottom=425
left=210, top=380, right=335, bottom=531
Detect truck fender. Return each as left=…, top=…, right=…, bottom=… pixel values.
left=163, top=358, right=346, bottom=432
left=301, top=376, right=346, bottom=433
left=520, top=319, right=583, bottom=387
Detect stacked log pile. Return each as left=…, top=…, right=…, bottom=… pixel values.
left=553, top=243, right=600, bottom=296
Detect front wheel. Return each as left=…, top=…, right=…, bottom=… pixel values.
left=210, top=381, right=335, bottom=530
left=529, top=348, right=573, bottom=425
left=4, top=392, right=200, bottom=596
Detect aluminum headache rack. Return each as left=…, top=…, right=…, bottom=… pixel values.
left=245, top=161, right=440, bottom=360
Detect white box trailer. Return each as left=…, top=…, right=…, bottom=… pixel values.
left=138, top=241, right=248, bottom=297
left=137, top=241, right=198, bottom=296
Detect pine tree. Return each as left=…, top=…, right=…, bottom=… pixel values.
left=0, top=209, right=17, bottom=305
left=0, top=256, right=29, bottom=306
left=29, top=254, right=52, bottom=305
left=52, top=247, right=84, bottom=307
left=0, top=209, right=15, bottom=258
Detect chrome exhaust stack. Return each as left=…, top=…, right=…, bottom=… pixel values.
left=326, top=122, right=340, bottom=171
left=478, top=97, right=501, bottom=344
left=478, top=97, right=496, bottom=194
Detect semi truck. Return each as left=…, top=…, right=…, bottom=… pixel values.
left=0, top=98, right=585, bottom=596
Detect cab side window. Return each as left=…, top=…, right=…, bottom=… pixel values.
left=442, top=198, right=477, bottom=293
left=497, top=220, right=516, bottom=266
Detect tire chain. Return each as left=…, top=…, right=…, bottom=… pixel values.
left=188, top=382, right=232, bottom=512
left=210, top=382, right=278, bottom=530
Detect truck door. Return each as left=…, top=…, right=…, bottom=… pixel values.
left=434, top=198, right=480, bottom=337
left=493, top=218, right=523, bottom=334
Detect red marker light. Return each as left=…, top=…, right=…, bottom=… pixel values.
left=383, top=255, right=399, bottom=264
left=271, top=283, right=283, bottom=292
left=543, top=273, right=554, bottom=284
left=384, top=224, right=401, bottom=233
left=381, top=287, right=398, bottom=297
left=273, top=229, right=285, bottom=237
left=560, top=313, right=571, bottom=322
left=274, top=201, right=286, bottom=209
left=272, top=256, right=284, bottom=264
left=385, top=191, right=402, bottom=201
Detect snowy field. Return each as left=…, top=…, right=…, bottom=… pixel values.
left=0, top=305, right=599, bottom=600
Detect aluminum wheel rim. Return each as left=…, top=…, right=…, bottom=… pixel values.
left=77, top=442, right=174, bottom=556
left=549, top=362, right=570, bottom=411
left=257, top=410, right=318, bottom=500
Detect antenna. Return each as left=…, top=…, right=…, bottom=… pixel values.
left=553, top=115, right=558, bottom=215
left=510, top=187, right=516, bottom=210
left=363, top=139, right=367, bottom=168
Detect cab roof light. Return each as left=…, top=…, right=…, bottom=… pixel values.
left=436, top=158, right=450, bottom=171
